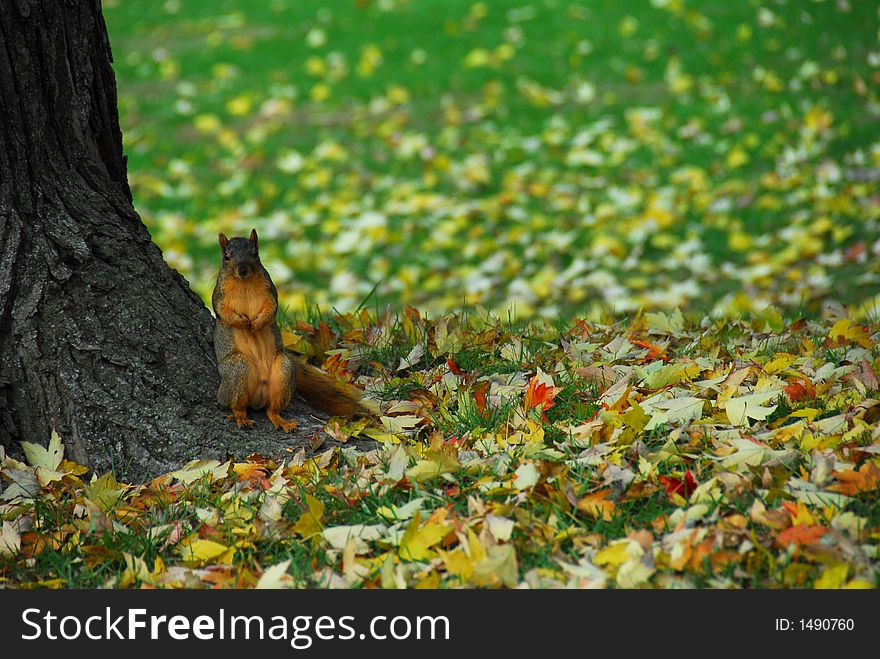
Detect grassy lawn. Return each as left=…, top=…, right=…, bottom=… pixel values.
left=2, top=310, right=878, bottom=588
left=102, top=0, right=880, bottom=320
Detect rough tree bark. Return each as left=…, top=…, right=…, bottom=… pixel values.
left=0, top=0, right=371, bottom=482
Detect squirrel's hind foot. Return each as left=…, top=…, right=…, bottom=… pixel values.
left=267, top=409, right=299, bottom=432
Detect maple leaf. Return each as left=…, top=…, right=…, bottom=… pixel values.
left=523, top=372, right=560, bottom=417
left=180, top=538, right=235, bottom=566
left=828, top=319, right=871, bottom=348
left=398, top=512, right=452, bottom=561
left=321, top=352, right=354, bottom=381
left=21, top=430, right=64, bottom=471
left=775, top=525, right=827, bottom=548
left=233, top=462, right=268, bottom=481
left=630, top=339, right=670, bottom=362
left=256, top=560, right=296, bottom=589
left=292, top=494, right=325, bottom=539
left=723, top=390, right=782, bottom=426
left=827, top=463, right=880, bottom=496
left=784, top=376, right=815, bottom=402
left=473, top=380, right=490, bottom=414
left=471, top=545, right=518, bottom=588
left=658, top=470, right=698, bottom=499
left=577, top=489, right=616, bottom=521
left=406, top=449, right=460, bottom=482
left=447, top=357, right=465, bottom=376
left=0, top=521, right=21, bottom=557
left=814, top=563, right=849, bottom=589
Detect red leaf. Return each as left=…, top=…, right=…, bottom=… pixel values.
left=447, top=357, right=465, bottom=376
left=784, top=374, right=815, bottom=402
left=660, top=470, right=698, bottom=499
left=659, top=476, right=684, bottom=496
left=473, top=380, right=489, bottom=414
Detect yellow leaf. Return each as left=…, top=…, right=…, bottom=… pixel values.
left=193, top=113, right=221, bottom=134
left=180, top=538, right=233, bottom=566
left=21, top=430, right=64, bottom=471
left=787, top=501, right=815, bottom=526
left=828, top=319, right=871, bottom=348
left=724, top=390, right=781, bottom=426
left=814, top=564, right=848, bottom=589
left=85, top=472, right=128, bottom=512
left=842, top=579, right=874, bottom=589
left=225, top=94, right=252, bottom=116
left=406, top=451, right=459, bottom=482
left=472, top=545, right=518, bottom=588
left=512, top=463, right=540, bottom=491
left=398, top=512, right=451, bottom=561
left=120, top=554, right=165, bottom=587
left=438, top=548, right=474, bottom=580
left=622, top=401, right=650, bottom=434
left=764, top=355, right=795, bottom=374
left=790, top=408, right=820, bottom=422
left=380, top=415, right=422, bottom=432
left=293, top=494, right=325, bottom=539
left=726, top=147, right=749, bottom=168
left=363, top=428, right=401, bottom=445
left=642, top=362, right=698, bottom=389
left=594, top=542, right=631, bottom=568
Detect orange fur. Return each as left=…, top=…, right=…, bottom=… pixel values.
left=223, top=274, right=278, bottom=409
left=295, top=361, right=364, bottom=417
left=267, top=353, right=298, bottom=431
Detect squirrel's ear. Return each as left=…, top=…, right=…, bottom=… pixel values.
left=219, top=233, right=228, bottom=250
left=249, top=228, right=258, bottom=247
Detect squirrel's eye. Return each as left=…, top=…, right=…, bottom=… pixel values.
left=223, top=252, right=230, bottom=260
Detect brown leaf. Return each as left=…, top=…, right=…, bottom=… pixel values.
left=576, top=364, right=619, bottom=394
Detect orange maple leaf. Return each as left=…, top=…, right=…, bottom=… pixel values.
left=523, top=375, right=558, bottom=415
left=784, top=375, right=815, bottom=402
left=577, top=489, right=615, bottom=521
left=775, top=524, right=827, bottom=548
left=631, top=339, right=670, bottom=362
left=828, top=462, right=880, bottom=496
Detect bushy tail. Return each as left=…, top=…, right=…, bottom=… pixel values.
left=293, top=358, right=365, bottom=417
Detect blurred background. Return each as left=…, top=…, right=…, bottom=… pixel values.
left=104, top=0, right=880, bottom=321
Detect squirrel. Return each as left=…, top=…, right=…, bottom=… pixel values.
left=212, top=229, right=364, bottom=431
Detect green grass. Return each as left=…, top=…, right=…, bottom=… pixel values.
left=103, top=0, right=880, bottom=321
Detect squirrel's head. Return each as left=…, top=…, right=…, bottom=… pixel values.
left=219, top=229, right=260, bottom=278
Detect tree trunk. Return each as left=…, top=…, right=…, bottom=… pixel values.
left=0, top=0, right=368, bottom=482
